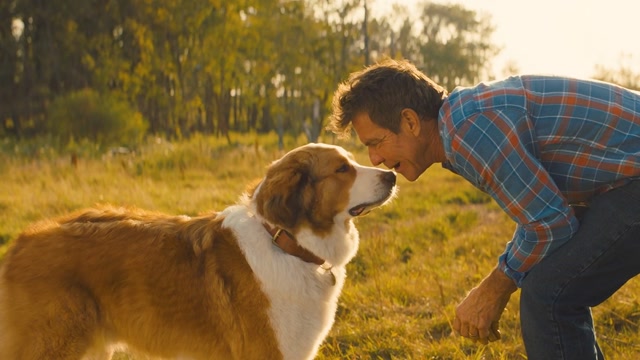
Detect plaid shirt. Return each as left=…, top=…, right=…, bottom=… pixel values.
left=439, top=75, right=640, bottom=286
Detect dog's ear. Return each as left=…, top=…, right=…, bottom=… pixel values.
left=254, top=151, right=315, bottom=229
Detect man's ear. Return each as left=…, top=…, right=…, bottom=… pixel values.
left=400, top=108, right=421, bottom=136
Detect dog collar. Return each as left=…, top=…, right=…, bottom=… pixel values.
left=262, top=223, right=335, bottom=286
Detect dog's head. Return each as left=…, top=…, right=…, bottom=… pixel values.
left=252, top=143, right=396, bottom=236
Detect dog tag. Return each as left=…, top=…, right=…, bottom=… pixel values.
left=329, top=270, right=336, bottom=286
left=318, top=263, right=336, bottom=286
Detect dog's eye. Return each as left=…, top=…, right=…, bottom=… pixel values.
left=336, top=164, right=350, bottom=173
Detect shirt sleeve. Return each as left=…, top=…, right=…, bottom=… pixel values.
left=448, top=109, right=581, bottom=286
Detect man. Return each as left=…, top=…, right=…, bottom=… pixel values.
left=328, top=58, right=640, bottom=360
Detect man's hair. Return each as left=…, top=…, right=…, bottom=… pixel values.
left=328, top=59, right=448, bottom=138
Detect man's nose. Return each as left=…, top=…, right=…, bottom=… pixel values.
left=368, top=147, right=384, bottom=167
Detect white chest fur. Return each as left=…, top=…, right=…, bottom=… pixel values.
left=220, top=206, right=356, bottom=360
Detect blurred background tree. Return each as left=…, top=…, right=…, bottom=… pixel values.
left=47, top=89, right=147, bottom=147
left=1, top=0, right=501, bottom=145
left=593, top=54, right=640, bottom=91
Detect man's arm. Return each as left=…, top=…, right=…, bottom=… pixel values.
left=446, top=110, right=579, bottom=285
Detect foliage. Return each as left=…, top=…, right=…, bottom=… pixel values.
left=0, top=0, right=499, bottom=140
left=412, top=3, right=499, bottom=90
left=47, top=89, right=148, bottom=148
left=1, top=135, right=639, bottom=359
left=593, top=54, right=640, bottom=91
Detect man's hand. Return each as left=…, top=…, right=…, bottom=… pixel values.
left=453, top=266, right=518, bottom=345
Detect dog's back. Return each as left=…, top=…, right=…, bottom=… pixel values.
left=0, top=206, right=283, bottom=360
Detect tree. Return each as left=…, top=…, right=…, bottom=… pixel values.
left=48, top=89, right=148, bottom=147
left=1, top=0, right=501, bottom=143
left=414, top=2, right=498, bottom=90
left=593, top=54, right=640, bottom=91
left=0, top=4, right=20, bottom=136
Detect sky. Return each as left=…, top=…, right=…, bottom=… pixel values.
left=371, top=0, right=640, bottom=79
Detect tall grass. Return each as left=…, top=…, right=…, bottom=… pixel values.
left=1, top=133, right=638, bottom=359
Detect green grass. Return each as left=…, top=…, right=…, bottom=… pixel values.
left=1, top=133, right=638, bottom=359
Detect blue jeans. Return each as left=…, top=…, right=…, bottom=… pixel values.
left=520, top=179, right=640, bottom=360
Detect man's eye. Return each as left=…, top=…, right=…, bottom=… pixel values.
left=336, top=164, right=350, bottom=173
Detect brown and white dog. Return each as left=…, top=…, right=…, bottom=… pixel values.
left=0, top=143, right=396, bottom=360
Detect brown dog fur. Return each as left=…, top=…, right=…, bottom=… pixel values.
left=0, top=207, right=282, bottom=359
left=0, top=143, right=397, bottom=360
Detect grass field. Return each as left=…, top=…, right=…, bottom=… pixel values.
left=1, top=133, right=639, bottom=359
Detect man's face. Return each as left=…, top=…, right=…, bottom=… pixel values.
left=351, top=111, right=440, bottom=182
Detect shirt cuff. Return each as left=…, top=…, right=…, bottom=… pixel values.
left=498, top=252, right=527, bottom=287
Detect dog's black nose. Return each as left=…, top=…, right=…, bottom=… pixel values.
left=381, top=171, right=396, bottom=186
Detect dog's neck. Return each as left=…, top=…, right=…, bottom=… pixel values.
left=262, top=223, right=326, bottom=265
left=262, top=222, right=336, bottom=286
